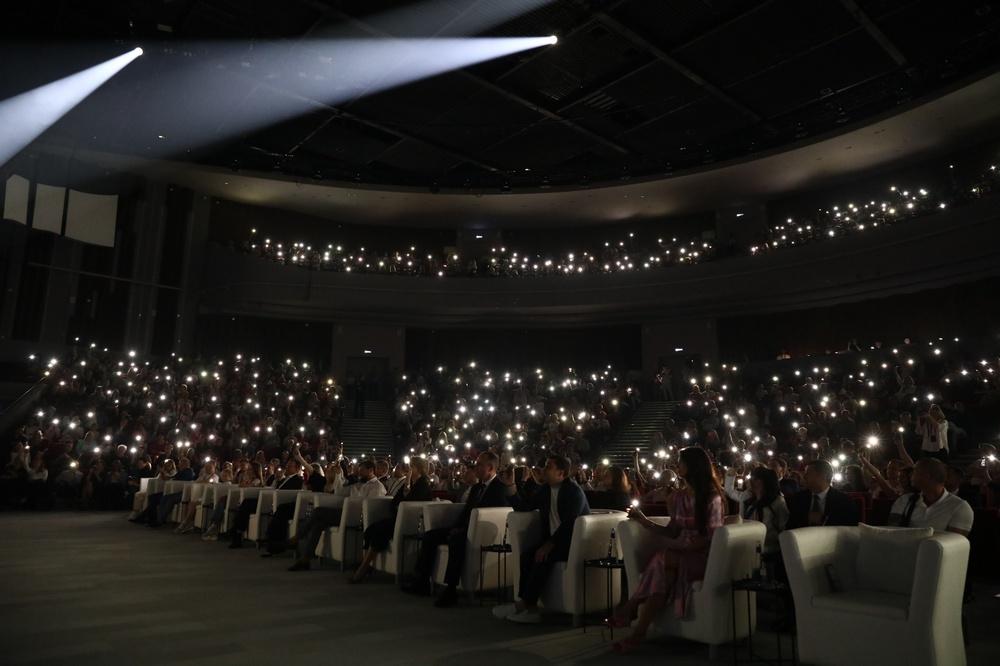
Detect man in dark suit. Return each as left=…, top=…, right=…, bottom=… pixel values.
left=228, top=460, right=304, bottom=548
left=787, top=460, right=860, bottom=529
left=494, top=454, right=590, bottom=623
left=407, top=451, right=508, bottom=606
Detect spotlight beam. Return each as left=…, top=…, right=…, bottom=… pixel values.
left=83, top=38, right=557, bottom=161
left=0, top=47, right=142, bottom=168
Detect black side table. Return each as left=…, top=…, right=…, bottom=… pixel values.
left=730, top=577, right=797, bottom=666
left=398, top=533, right=423, bottom=587
left=582, top=558, right=626, bottom=638
left=480, top=543, right=512, bottom=605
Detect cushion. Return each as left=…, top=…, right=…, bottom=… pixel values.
left=812, top=589, right=910, bottom=621
left=856, top=523, right=933, bottom=595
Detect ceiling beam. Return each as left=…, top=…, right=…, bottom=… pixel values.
left=456, top=0, right=782, bottom=167
left=587, top=8, right=764, bottom=125
left=292, top=0, right=633, bottom=158
left=837, top=0, right=916, bottom=78
left=242, top=73, right=502, bottom=173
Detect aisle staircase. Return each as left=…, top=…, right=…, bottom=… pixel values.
left=340, top=401, right=394, bottom=462
left=602, top=401, right=679, bottom=466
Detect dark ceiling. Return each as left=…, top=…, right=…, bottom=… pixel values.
left=5, top=0, right=1000, bottom=190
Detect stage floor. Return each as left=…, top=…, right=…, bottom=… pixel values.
left=0, top=512, right=997, bottom=665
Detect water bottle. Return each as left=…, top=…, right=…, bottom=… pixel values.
left=502, top=521, right=509, bottom=546
left=417, top=513, right=425, bottom=538
left=607, top=527, right=617, bottom=561
left=754, top=544, right=763, bottom=580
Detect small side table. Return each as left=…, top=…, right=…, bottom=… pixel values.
left=582, top=557, right=625, bottom=638
left=730, top=577, right=797, bottom=665
left=398, top=533, right=423, bottom=587
left=480, top=543, right=512, bottom=605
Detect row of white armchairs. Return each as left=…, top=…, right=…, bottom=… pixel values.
left=135, top=478, right=768, bottom=656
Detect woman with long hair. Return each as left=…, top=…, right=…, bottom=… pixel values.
left=346, top=457, right=433, bottom=581
left=590, top=465, right=633, bottom=511
left=610, top=446, right=725, bottom=653
left=744, top=467, right=788, bottom=555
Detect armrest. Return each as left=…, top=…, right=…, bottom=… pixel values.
left=909, top=533, right=970, bottom=627
left=617, top=517, right=672, bottom=596
left=256, top=489, right=277, bottom=514
left=423, top=503, right=466, bottom=531
left=314, top=493, right=345, bottom=509
left=506, top=510, right=543, bottom=554
left=469, top=507, right=513, bottom=545
left=273, top=489, right=303, bottom=507
left=340, top=497, right=365, bottom=528
left=239, top=487, right=262, bottom=504
left=364, top=497, right=395, bottom=530
left=779, top=527, right=857, bottom=603
left=394, top=502, right=437, bottom=541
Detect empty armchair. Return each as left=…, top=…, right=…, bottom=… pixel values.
left=506, top=510, right=625, bottom=625
left=617, top=518, right=764, bottom=653
left=780, top=526, right=969, bottom=666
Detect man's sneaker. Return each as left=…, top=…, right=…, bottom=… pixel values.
left=507, top=609, right=542, bottom=624
left=491, top=603, right=519, bottom=620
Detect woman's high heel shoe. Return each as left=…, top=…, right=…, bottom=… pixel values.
left=348, top=564, right=374, bottom=584
left=611, top=637, right=643, bottom=655
left=605, top=615, right=631, bottom=629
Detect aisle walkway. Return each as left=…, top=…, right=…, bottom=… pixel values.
left=0, top=513, right=996, bottom=665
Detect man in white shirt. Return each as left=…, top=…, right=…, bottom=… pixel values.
left=890, top=458, right=974, bottom=535
left=288, top=460, right=385, bottom=570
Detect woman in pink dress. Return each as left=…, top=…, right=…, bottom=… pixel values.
left=610, top=446, right=725, bottom=654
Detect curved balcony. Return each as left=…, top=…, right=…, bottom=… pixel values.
left=199, top=197, right=1000, bottom=327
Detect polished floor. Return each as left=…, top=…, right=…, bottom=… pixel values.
left=0, top=512, right=997, bottom=666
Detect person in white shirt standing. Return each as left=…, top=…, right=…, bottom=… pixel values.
left=918, top=405, right=950, bottom=463
left=889, top=458, right=974, bottom=536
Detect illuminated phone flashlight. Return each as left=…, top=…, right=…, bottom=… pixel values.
left=630, top=499, right=640, bottom=508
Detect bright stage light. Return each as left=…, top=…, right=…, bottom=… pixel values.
left=0, top=47, right=143, bottom=167
left=110, top=36, right=557, bottom=156
left=547, top=35, right=558, bottom=45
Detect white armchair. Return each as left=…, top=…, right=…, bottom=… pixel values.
left=617, top=518, right=764, bottom=654
left=424, top=503, right=513, bottom=596
left=288, top=491, right=316, bottom=541
left=780, top=526, right=970, bottom=666
left=195, top=482, right=230, bottom=530
left=315, top=496, right=363, bottom=570
left=247, top=489, right=277, bottom=543
left=223, top=487, right=261, bottom=536
left=362, top=498, right=447, bottom=581
left=507, top=510, right=626, bottom=625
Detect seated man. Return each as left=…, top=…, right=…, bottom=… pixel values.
left=889, top=458, right=974, bottom=535
left=786, top=460, right=859, bottom=529
left=229, top=460, right=303, bottom=548
left=287, top=459, right=385, bottom=570
left=493, top=455, right=590, bottom=623
left=407, top=451, right=508, bottom=606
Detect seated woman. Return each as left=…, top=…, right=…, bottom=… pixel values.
left=742, top=468, right=788, bottom=567
left=174, top=461, right=220, bottom=533
left=588, top=465, right=633, bottom=511
left=609, top=446, right=724, bottom=654
left=348, top=458, right=432, bottom=582
left=202, top=462, right=262, bottom=540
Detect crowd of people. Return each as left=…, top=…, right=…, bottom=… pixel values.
left=391, top=363, right=641, bottom=471
left=1, top=333, right=997, bottom=653
left=1, top=345, right=347, bottom=511
left=231, top=158, right=1000, bottom=279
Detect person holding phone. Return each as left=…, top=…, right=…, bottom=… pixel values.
left=608, top=447, right=724, bottom=654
